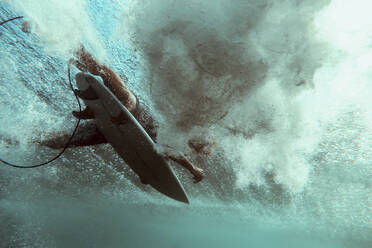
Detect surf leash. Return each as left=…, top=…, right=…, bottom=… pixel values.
left=0, top=16, right=83, bottom=168
left=0, top=15, right=23, bottom=26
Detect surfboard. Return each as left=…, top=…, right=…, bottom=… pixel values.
left=75, top=72, right=189, bottom=203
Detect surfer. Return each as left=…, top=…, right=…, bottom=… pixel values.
left=41, top=46, right=210, bottom=183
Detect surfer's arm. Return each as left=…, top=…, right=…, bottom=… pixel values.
left=72, top=46, right=137, bottom=111
left=73, top=46, right=127, bottom=84
left=164, top=154, right=205, bottom=183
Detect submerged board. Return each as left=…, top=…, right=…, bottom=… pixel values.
left=75, top=72, right=189, bottom=203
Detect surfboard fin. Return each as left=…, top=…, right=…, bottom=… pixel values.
left=74, top=86, right=99, bottom=100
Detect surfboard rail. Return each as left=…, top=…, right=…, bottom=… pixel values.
left=75, top=72, right=189, bottom=203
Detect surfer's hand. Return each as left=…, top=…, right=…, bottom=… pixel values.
left=192, top=167, right=205, bottom=184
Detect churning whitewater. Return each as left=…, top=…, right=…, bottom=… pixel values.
left=0, top=0, right=371, bottom=247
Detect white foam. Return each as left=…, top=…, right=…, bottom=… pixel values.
left=5, top=0, right=105, bottom=59
left=117, top=0, right=371, bottom=197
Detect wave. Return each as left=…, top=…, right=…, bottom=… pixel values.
left=0, top=0, right=371, bottom=247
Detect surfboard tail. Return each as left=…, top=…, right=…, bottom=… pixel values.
left=152, top=183, right=189, bottom=204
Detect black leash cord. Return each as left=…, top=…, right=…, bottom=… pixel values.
left=0, top=16, right=82, bottom=168
left=0, top=15, right=23, bottom=26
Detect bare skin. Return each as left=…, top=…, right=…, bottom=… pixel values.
left=17, top=20, right=207, bottom=182
left=70, top=47, right=205, bottom=183
left=72, top=46, right=137, bottom=112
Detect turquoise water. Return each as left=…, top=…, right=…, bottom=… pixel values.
left=0, top=1, right=371, bottom=247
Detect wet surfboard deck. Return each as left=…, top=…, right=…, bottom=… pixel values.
left=75, top=72, right=189, bottom=203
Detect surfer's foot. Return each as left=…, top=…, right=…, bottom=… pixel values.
left=72, top=107, right=95, bottom=119
left=191, top=167, right=205, bottom=184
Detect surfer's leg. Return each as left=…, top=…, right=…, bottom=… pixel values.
left=39, top=121, right=108, bottom=149
left=164, top=154, right=205, bottom=183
